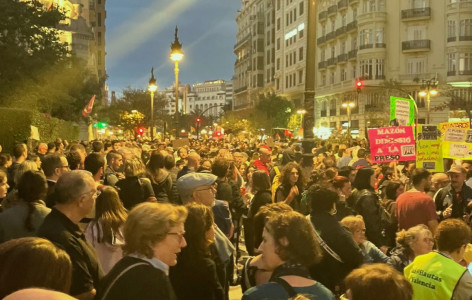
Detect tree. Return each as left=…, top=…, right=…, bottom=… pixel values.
left=100, top=87, right=168, bottom=129
left=0, top=0, right=104, bottom=122
left=433, top=86, right=472, bottom=125
left=251, top=93, right=294, bottom=130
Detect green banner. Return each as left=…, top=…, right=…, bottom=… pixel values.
left=390, top=96, right=415, bottom=126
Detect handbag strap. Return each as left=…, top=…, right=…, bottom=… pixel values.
left=271, top=277, right=297, bottom=297
left=101, top=262, right=148, bottom=300
left=313, top=228, right=344, bottom=264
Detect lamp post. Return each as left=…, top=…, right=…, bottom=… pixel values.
left=297, top=109, right=306, bottom=136
left=342, top=101, right=355, bottom=134
left=148, top=68, right=158, bottom=141
left=419, top=78, right=438, bottom=124
left=170, top=26, right=184, bottom=136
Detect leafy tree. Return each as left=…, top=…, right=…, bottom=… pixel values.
left=0, top=0, right=104, bottom=121
left=100, top=87, right=168, bottom=129
left=251, top=93, right=294, bottom=130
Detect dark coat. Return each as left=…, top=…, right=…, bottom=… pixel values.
left=309, top=212, right=363, bottom=294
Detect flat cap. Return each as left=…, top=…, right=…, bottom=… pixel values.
left=176, top=172, right=217, bottom=196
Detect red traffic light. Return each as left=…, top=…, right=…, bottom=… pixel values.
left=137, top=126, right=145, bottom=135
left=196, top=117, right=202, bottom=123
left=355, top=79, right=363, bottom=89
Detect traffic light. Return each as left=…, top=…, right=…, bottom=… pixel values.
left=355, top=79, right=364, bottom=91
left=196, top=117, right=202, bottom=124
left=93, top=122, right=108, bottom=129
left=137, top=126, right=145, bottom=135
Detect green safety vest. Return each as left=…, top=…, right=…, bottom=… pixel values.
left=404, top=252, right=466, bottom=300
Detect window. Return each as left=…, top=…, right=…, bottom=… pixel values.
left=342, top=14, right=346, bottom=27
left=460, top=19, right=472, bottom=37
left=97, top=13, right=102, bottom=27
left=97, top=32, right=102, bottom=45
left=363, top=0, right=376, bottom=13
left=299, top=1, right=304, bottom=15
left=267, top=50, right=270, bottom=64
left=286, top=55, right=289, bottom=67
left=331, top=46, right=335, bottom=58
left=277, top=0, right=280, bottom=10
left=299, top=70, right=303, bottom=83
left=299, top=47, right=304, bottom=60
left=375, top=58, right=384, bottom=78
left=277, top=38, right=280, bottom=50
left=340, top=40, right=346, bottom=54
left=277, top=58, right=280, bottom=70
left=359, top=59, right=373, bottom=79
left=330, top=71, right=335, bottom=84
left=299, top=29, right=304, bottom=38
left=322, top=25, right=326, bottom=36
left=277, top=18, right=281, bottom=30
left=375, top=28, right=384, bottom=44
left=294, top=8, right=297, bottom=21
left=448, top=53, right=456, bottom=72
left=408, top=25, right=426, bottom=40
left=321, top=49, right=326, bottom=61
left=412, top=0, right=427, bottom=9
left=459, top=52, right=472, bottom=73
left=407, top=57, right=426, bottom=74
left=341, top=68, right=347, bottom=81
left=448, top=20, right=456, bottom=38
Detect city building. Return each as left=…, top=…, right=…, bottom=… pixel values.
left=40, top=0, right=108, bottom=105
left=235, top=0, right=471, bottom=137
left=163, top=80, right=231, bottom=119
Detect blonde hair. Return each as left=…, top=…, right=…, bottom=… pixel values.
left=340, top=215, right=365, bottom=234
left=123, top=158, right=145, bottom=177
left=396, top=224, right=430, bottom=255
left=123, top=202, right=187, bottom=258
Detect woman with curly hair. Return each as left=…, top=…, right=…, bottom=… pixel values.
left=242, top=211, right=334, bottom=299
left=169, top=203, right=224, bottom=300
left=275, top=162, right=305, bottom=212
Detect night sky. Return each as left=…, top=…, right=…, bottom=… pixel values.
left=105, top=0, right=241, bottom=96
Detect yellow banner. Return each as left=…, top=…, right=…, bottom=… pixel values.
left=416, top=125, right=444, bottom=172
left=440, top=122, right=472, bottom=159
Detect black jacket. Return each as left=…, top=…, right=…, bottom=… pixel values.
left=434, top=184, right=472, bottom=220
left=309, top=212, right=363, bottom=294
left=349, top=188, right=384, bottom=247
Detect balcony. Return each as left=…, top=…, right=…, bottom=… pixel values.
left=359, top=43, right=373, bottom=50
left=346, top=20, right=358, bottom=32
left=337, top=53, right=348, bottom=63
left=338, top=0, right=348, bottom=10
left=448, top=37, right=457, bottom=42
left=458, top=70, right=472, bottom=75
left=448, top=1, right=472, bottom=10
left=330, top=109, right=337, bottom=116
left=401, top=7, right=431, bottom=20
left=318, top=61, right=328, bottom=69
left=459, top=36, right=472, bottom=41
left=234, top=86, right=248, bottom=94
left=327, top=57, right=337, bottom=66
left=348, top=49, right=357, bottom=60
left=317, top=36, right=326, bottom=45
left=326, top=31, right=336, bottom=41
left=319, top=11, right=328, bottom=21
left=375, top=43, right=386, bottom=48
left=234, top=34, right=251, bottom=51
left=402, top=39, right=431, bottom=52
left=336, top=26, right=346, bottom=37
left=447, top=71, right=456, bottom=76
left=375, top=75, right=386, bottom=80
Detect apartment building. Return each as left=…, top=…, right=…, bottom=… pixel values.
left=315, top=0, right=471, bottom=137
left=163, top=80, right=230, bottom=119
left=40, top=0, right=108, bottom=104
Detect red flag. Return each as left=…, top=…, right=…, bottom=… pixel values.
left=82, top=95, right=96, bottom=117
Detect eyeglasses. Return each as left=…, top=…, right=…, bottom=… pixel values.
left=167, top=232, right=186, bottom=243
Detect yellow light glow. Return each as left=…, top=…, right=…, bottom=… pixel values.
left=148, top=84, right=157, bottom=92
left=419, top=91, right=427, bottom=97
left=430, top=90, right=438, bottom=96
left=170, top=51, right=184, bottom=62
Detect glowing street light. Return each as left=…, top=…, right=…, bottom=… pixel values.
left=170, top=26, right=184, bottom=135
left=148, top=67, right=158, bottom=141
left=342, top=101, right=356, bottom=134
left=419, top=78, right=438, bottom=124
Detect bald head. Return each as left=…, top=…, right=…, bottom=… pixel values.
left=37, top=143, right=48, bottom=155
left=431, top=173, right=450, bottom=191
left=55, top=170, right=94, bottom=204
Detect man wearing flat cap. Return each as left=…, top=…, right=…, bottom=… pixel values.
left=434, top=165, right=472, bottom=221
left=176, top=172, right=235, bottom=297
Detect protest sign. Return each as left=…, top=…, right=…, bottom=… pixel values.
left=416, top=125, right=443, bottom=172
left=390, top=97, right=415, bottom=126
left=440, top=122, right=472, bottom=159
left=368, top=126, right=416, bottom=163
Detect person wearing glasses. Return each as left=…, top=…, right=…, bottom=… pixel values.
left=95, top=202, right=188, bottom=300
left=176, top=172, right=235, bottom=299
left=41, top=154, right=70, bottom=208
left=38, top=170, right=103, bottom=300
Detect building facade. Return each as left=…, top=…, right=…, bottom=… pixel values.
left=41, top=0, right=108, bottom=104
left=235, top=0, right=472, bottom=137
left=163, top=80, right=231, bottom=119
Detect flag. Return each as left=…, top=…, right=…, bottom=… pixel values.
left=82, top=95, right=96, bottom=117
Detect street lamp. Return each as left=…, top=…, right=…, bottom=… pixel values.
left=148, top=67, right=158, bottom=141
left=342, top=101, right=356, bottom=134
left=170, top=26, right=184, bottom=136
left=419, top=78, right=438, bottom=124
left=297, top=109, right=306, bottom=132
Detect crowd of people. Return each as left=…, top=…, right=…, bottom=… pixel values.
left=0, top=136, right=471, bottom=300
